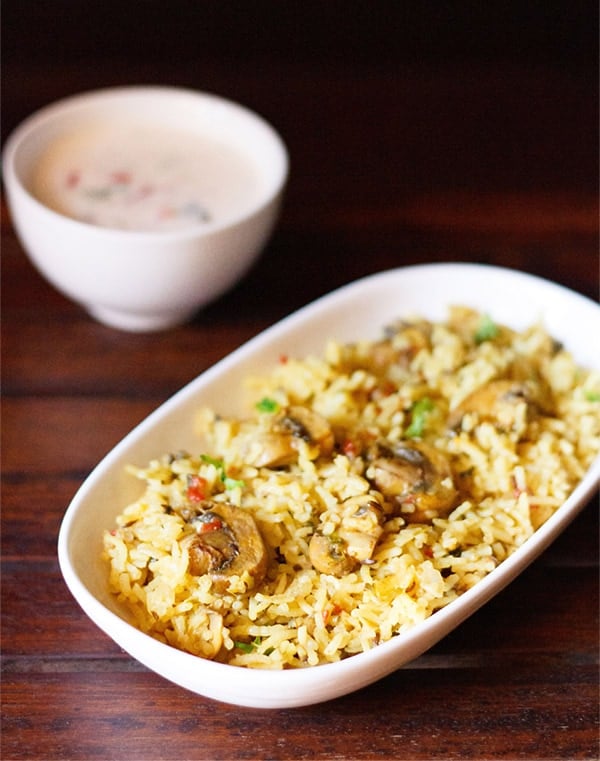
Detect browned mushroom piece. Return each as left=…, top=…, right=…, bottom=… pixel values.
left=308, top=532, right=359, bottom=577
left=309, top=496, right=384, bottom=576
left=281, top=406, right=335, bottom=455
left=251, top=432, right=297, bottom=468
left=251, top=405, right=334, bottom=468
left=185, top=502, right=267, bottom=593
left=367, top=322, right=431, bottom=373
left=447, top=379, right=552, bottom=431
left=367, top=440, right=458, bottom=524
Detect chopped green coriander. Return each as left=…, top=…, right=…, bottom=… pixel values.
left=234, top=636, right=262, bottom=653
left=200, top=454, right=224, bottom=470
left=233, top=640, right=254, bottom=653
left=474, top=314, right=499, bottom=344
left=584, top=390, right=600, bottom=402
left=405, top=397, right=435, bottom=438
left=224, top=476, right=245, bottom=491
left=256, top=397, right=280, bottom=413
left=200, top=454, right=243, bottom=490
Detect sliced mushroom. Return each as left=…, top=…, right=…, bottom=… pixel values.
left=447, top=379, right=552, bottom=431
left=280, top=406, right=335, bottom=456
left=338, top=496, right=384, bottom=560
left=367, top=440, right=457, bottom=523
left=309, top=533, right=359, bottom=576
left=251, top=432, right=297, bottom=468
left=249, top=405, right=334, bottom=468
left=368, top=320, right=432, bottom=372
left=184, top=502, right=267, bottom=592
left=309, top=496, right=384, bottom=576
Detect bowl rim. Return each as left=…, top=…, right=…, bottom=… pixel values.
left=2, top=84, right=289, bottom=241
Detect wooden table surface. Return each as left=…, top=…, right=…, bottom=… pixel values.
left=2, top=5, right=598, bottom=760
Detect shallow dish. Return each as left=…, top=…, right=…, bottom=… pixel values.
left=58, top=263, right=600, bottom=708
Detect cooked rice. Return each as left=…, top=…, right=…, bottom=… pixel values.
left=103, top=306, right=600, bottom=668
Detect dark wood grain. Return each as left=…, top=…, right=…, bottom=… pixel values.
left=2, top=4, right=598, bottom=760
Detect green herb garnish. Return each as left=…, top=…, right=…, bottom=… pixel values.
left=200, top=454, right=224, bottom=470
left=584, top=390, right=600, bottom=402
left=474, top=314, right=499, bottom=344
left=200, top=454, right=244, bottom=491
left=405, top=397, right=435, bottom=438
left=223, top=476, right=245, bottom=491
left=234, top=636, right=262, bottom=653
left=233, top=641, right=254, bottom=653
left=256, top=397, right=280, bottom=413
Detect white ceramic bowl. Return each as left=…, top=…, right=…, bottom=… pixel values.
left=2, top=86, right=288, bottom=332
left=58, top=264, right=600, bottom=707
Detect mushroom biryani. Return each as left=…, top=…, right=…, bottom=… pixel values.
left=103, top=307, right=600, bottom=667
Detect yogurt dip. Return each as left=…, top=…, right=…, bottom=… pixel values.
left=31, top=122, right=263, bottom=232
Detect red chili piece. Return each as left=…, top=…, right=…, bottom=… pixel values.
left=197, top=518, right=223, bottom=534
left=186, top=475, right=208, bottom=502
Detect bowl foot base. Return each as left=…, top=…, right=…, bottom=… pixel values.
left=86, top=304, right=196, bottom=332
